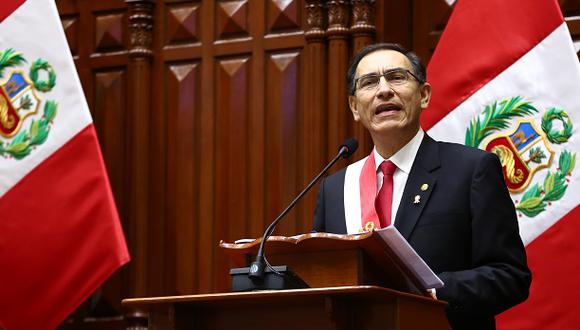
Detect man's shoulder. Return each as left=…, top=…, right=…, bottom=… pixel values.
left=324, top=156, right=367, bottom=184
left=433, top=139, right=493, bottom=161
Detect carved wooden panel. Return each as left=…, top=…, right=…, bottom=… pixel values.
left=94, top=11, right=126, bottom=53
left=61, top=15, right=80, bottom=57
left=93, top=70, right=129, bottom=222
left=265, top=51, right=301, bottom=234
left=165, top=3, right=201, bottom=45
left=215, top=57, right=251, bottom=242
left=164, top=62, right=201, bottom=295
left=213, top=57, right=252, bottom=291
left=216, top=0, right=249, bottom=39
left=267, top=0, right=301, bottom=33
left=92, top=69, right=129, bottom=315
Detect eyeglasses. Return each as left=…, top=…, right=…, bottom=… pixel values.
left=354, top=68, right=423, bottom=92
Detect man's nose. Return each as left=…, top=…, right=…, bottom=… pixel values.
left=376, top=76, right=394, bottom=96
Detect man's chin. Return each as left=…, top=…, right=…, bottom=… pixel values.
left=371, top=117, right=402, bottom=129
left=369, top=123, right=403, bottom=136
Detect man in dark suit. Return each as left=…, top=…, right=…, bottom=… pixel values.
left=313, top=43, right=531, bottom=330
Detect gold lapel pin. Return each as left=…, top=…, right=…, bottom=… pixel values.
left=364, top=221, right=375, bottom=231
left=420, top=183, right=429, bottom=191
left=414, top=195, right=421, bottom=204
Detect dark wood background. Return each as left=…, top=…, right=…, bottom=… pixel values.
left=54, top=0, right=580, bottom=328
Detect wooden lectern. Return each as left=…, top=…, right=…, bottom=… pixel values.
left=122, top=231, right=450, bottom=329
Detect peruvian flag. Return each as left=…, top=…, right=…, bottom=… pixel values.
left=0, top=0, right=130, bottom=329
left=425, top=0, right=580, bottom=328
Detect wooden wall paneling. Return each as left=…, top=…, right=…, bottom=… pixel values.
left=263, top=1, right=300, bottom=236
left=411, top=0, right=452, bottom=64
left=93, top=70, right=129, bottom=222
left=164, top=61, right=201, bottom=296
left=247, top=0, right=266, bottom=243
left=350, top=0, right=376, bottom=158
left=263, top=1, right=309, bottom=235
left=159, top=0, right=212, bottom=297
left=165, top=2, right=201, bottom=45
left=95, top=12, right=126, bottom=53
left=303, top=0, right=328, bottom=234
left=57, top=0, right=134, bottom=325
left=126, top=0, right=154, bottom=300
left=158, top=0, right=203, bottom=299
left=213, top=0, right=258, bottom=294
left=92, top=69, right=129, bottom=317
left=215, top=56, right=251, bottom=245
left=559, top=0, right=580, bottom=16
left=326, top=1, right=352, bottom=162
left=196, top=0, right=216, bottom=295
left=375, top=0, right=409, bottom=47
left=216, top=0, right=249, bottom=39
left=265, top=51, right=301, bottom=235
left=82, top=0, right=133, bottom=319
left=561, top=0, right=580, bottom=57
left=214, top=55, right=252, bottom=292
left=267, top=0, right=302, bottom=33
left=59, top=0, right=91, bottom=115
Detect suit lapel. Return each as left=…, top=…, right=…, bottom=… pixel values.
left=329, top=169, right=348, bottom=234
left=394, top=135, right=441, bottom=240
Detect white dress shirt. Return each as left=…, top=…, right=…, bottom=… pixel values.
left=373, top=129, right=425, bottom=225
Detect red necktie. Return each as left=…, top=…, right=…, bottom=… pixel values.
left=375, top=161, right=397, bottom=228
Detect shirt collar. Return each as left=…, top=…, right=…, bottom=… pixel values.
left=373, top=129, right=424, bottom=174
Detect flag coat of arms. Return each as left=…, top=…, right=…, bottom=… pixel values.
left=425, top=0, right=580, bottom=328
left=0, top=0, right=130, bottom=328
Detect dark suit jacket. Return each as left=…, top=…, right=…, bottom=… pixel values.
left=313, top=135, right=531, bottom=330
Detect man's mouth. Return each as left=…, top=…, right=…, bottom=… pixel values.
left=375, top=103, right=402, bottom=115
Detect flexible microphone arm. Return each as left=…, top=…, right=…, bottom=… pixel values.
left=248, top=138, right=359, bottom=279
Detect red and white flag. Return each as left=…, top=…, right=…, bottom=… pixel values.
left=0, top=0, right=130, bottom=328
left=425, top=0, right=580, bottom=328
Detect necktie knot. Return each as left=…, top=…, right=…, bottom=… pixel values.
left=380, top=160, right=397, bottom=176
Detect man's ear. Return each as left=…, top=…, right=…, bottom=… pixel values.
left=349, top=95, right=360, bottom=121
left=420, top=82, right=432, bottom=109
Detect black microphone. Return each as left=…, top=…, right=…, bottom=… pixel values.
left=247, top=138, right=359, bottom=280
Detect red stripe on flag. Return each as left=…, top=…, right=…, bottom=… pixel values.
left=0, top=125, right=129, bottom=329
left=0, top=0, right=26, bottom=23
left=497, top=206, right=580, bottom=329
left=422, top=0, right=563, bottom=130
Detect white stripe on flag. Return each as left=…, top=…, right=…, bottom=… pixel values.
left=0, top=0, right=92, bottom=197
left=428, top=23, right=580, bottom=246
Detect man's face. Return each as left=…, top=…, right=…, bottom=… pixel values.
left=348, top=50, right=431, bottom=139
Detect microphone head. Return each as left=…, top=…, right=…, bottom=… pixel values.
left=339, top=138, right=358, bottom=159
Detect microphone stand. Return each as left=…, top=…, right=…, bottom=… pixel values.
left=249, top=145, right=351, bottom=279
left=229, top=139, right=358, bottom=291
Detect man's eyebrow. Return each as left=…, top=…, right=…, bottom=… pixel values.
left=357, top=67, right=407, bottom=78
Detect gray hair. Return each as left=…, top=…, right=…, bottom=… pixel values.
left=347, top=43, right=426, bottom=95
